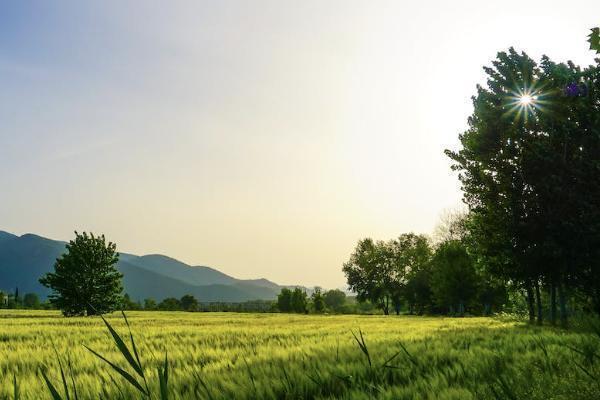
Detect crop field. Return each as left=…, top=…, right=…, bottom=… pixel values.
left=1, top=311, right=599, bottom=399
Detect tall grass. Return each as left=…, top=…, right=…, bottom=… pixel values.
left=2, top=311, right=600, bottom=399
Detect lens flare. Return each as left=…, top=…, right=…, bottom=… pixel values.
left=504, top=84, right=547, bottom=123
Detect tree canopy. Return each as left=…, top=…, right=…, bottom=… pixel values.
left=39, top=232, right=123, bottom=316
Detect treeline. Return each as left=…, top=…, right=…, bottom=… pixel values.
left=0, top=290, right=48, bottom=309
left=121, top=293, right=277, bottom=313
left=343, top=228, right=506, bottom=317
left=344, top=48, right=600, bottom=325
left=276, top=287, right=349, bottom=314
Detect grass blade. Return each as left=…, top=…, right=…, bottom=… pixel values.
left=52, top=342, right=70, bottom=400
left=84, top=345, right=148, bottom=395
left=158, top=353, right=169, bottom=400
left=99, top=314, right=144, bottom=378
left=41, top=370, right=64, bottom=400
left=13, top=375, right=19, bottom=400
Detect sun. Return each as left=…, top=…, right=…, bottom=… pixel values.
left=504, top=85, right=546, bottom=122
left=519, top=94, right=535, bottom=105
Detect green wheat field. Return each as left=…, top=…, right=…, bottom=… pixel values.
left=2, top=311, right=600, bottom=399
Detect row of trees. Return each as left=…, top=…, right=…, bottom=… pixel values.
left=343, top=229, right=506, bottom=316
left=276, top=288, right=347, bottom=313
left=121, top=294, right=276, bottom=313
left=344, top=34, right=600, bottom=324
left=446, top=47, right=600, bottom=326
left=0, top=290, right=43, bottom=309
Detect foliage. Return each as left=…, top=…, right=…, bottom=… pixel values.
left=343, top=235, right=431, bottom=315
left=323, top=289, right=347, bottom=312
left=277, top=288, right=292, bottom=312
left=158, top=298, right=181, bottom=311
left=290, top=288, right=308, bottom=313
left=445, top=47, right=600, bottom=324
left=430, top=241, right=479, bottom=315
left=311, top=288, right=325, bottom=313
left=22, top=293, right=40, bottom=309
left=180, top=295, right=199, bottom=312
left=589, top=27, right=600, bottom=54
left=39, top=232, right=123, bottom=316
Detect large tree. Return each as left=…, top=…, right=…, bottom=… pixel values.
left=343, top=238, right=394, bottom=315
left=446, top=48, right=600, bottom=324
left=40, top=232, right=123, bottom=316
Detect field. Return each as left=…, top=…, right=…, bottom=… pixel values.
left=1, top=311, right=599, bottom=399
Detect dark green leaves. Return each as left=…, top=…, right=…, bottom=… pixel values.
left=589, top=28, right=600, bottom=54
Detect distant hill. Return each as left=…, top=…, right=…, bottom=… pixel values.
left=0, top=230, right=284, bottom=302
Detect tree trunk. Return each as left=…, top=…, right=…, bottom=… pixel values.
left=558, top=283, right=568, bottom=327
left=550, top=282, right=557, bottom=326
left=534, top=280, right=543, bottom=325
left=526, top=281, right=535, bottom=323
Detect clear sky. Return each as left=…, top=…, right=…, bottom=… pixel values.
left=1, top=1, right=599, bottom=288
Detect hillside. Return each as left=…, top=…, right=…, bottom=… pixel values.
left=0, top=231, right=282, bottom=302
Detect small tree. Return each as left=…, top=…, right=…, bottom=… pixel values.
left=39, top=232, right=123, bottom=316
left=158, top=297, right=181, bottom=311
left=323, top=289, right=346, bottom=313
left=121, top=293, right=141, bottom=310
left=277, top=288, right=293, bottom=312
left=291, top=288, right=308, bottom=313
left=23, top=293, right=41, bottom=309
left=311, top=288, right=325, bottom=313
left=143, top=298, right=157, bottom=310
left=180, top=294, right=199, bottom=311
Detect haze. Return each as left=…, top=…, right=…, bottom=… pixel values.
left=1, top=1, right=599, bottom=288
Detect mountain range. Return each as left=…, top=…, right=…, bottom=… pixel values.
left=0, top=230, right=286, bottom=302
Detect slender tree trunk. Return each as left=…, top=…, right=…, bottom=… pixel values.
left=526, top=281, right=535, bottom=324
left=558, top=283, right=568, bottom=327
left=534, top=280, right=543, bottom=325
left=550, top=282, right=557, bottom=326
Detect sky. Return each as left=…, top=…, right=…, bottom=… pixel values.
left=1, top=1, right=599, bottom=288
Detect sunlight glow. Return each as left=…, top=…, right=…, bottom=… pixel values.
left=504, top=85, right=548, bottom=123
left=519, top=94, right=535, bottom=105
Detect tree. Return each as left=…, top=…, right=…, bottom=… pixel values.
left=430, top=241, right=479, bottom=316
left=404, top=264, right=434, bottom=315
left=323, top=289, right=346, bottom=312
left=39, top=232, right=123, bottom=316
left=23, top=293, right=40, bottom=309
left=121, top=293, right=141, bottom=310
left=143, top=298, right=157, bottom=311
left=446, top=48, right=600, bottom=325
left=277, top=288, right=293, bottom=312
left=158, top=297, right=181, bottom=311
left=389, top=234, right=432, bottom=314
left=311, top=288, right=325, bottom=313
left=343, top=238, right=394, bottom=315
left=291, top=288, right=308, bottom=313
left=344, top=235, right=431, bottom=315
left=180, top=294, right=199, bottom=312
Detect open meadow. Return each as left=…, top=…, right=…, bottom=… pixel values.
left=1, top=311, right=599, bottom=399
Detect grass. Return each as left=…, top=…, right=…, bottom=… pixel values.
left=1, top=310, right=599, bottom=399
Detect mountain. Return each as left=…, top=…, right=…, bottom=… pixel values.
left=0, top=231, right=283, bottom=302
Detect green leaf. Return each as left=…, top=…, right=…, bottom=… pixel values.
left=158, top=353, right=169, bottom=400
left=41, top=370, right=64, bottom=400
left=13, top=375, right=19, bottom=400
left=99, top=314, right=144, bottom=378
left=84, top=345, right=148, bottom=395
left=589, top=27, right=600, bottom=54
left=52, top=342, right=70, bottom=400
